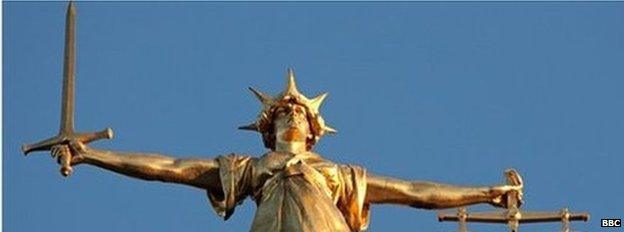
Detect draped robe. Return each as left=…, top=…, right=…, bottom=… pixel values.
left=206, top=151, right=370, bottom=232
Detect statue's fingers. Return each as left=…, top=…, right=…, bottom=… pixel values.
left=55, top=148, right=62, bottom=161
left=505, top=185, right=517, bottom=192
left=491, top=195, right=506, bottom=208
left=492, top=195, right=502, bottom=205
left=55, top=146, right=69, bottom=164
left=70, top=152, right=83, bottom=165
left=492, top=185, right=511, bottom=195
left=51, top=146, right=60, bottom=158
left=499, top=185, right=521, bottom=193
left=53, top=146, right=64, bottom=159
left=69, top=140, right=88, bottom=154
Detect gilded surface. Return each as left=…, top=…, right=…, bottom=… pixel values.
left=25, top=3, right=526, bottom=232
left=209, top=152, right=369, bottom=231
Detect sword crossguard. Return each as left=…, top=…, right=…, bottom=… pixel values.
left=22, top=127, right=114, bottom=176
left=22, top=127, right=113, bottom=155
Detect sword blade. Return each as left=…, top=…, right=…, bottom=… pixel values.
left=60, top=2, right=76, bottom=134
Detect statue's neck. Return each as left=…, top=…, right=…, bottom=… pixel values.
left=274, top=140, right=308, bottom=155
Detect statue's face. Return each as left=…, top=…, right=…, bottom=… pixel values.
left=273, top=103, right=311, bottom=143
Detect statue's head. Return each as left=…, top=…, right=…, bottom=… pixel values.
left=239, top=69, right=337, bottom=151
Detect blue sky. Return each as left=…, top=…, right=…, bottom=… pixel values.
left=4, top=2, right=623, bottom=232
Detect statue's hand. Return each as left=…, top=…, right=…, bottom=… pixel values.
left=50, top=140, right=87, bottom=176
left=488, top=184, right=523, bottom=208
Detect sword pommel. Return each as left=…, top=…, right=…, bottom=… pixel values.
left=59, top=150, right=73, bottom=177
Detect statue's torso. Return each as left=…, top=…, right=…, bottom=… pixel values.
left=250, top=152, right=352, bottom=231
left=208, top=151, right=369, bottom=232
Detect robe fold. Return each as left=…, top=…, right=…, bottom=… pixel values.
left=206, top=152, right=370, bottom=232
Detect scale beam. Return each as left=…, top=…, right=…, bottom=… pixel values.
left=438, top=170, right=589, bottom=232
left=439, top=207, right=590, bottom=223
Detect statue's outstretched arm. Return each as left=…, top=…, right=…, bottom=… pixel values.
left=365, top=173, right=519, bottom=209
left=52, top=142, right=221, bottom=191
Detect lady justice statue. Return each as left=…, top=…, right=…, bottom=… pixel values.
left=23, top=3, right=523, bottom=231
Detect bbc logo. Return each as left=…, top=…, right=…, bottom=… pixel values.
left=601, top=219, right=621, bottom=227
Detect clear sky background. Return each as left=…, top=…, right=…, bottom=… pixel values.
left=4, top=2, right=623, bottom=232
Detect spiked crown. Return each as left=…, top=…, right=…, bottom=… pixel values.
left=239, top=69, right=337, bottom=150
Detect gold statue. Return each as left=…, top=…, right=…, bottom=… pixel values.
left=24, top=3, right=527, bottom=231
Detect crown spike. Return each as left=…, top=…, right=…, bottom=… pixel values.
left=248, top=87, right=273, bottom=107
left=238, top=123, right=259, bottom=131
left=285, top=68, right=301, bottom=96
left=309, top=92, right=328, bottom=113
left=323, top=125, right=338, bottom=134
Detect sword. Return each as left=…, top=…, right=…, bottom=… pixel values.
left=22, top=2, right=113, bottom=177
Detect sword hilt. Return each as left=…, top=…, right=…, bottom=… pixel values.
left=22, top=127, right=113, bottom=177
left=22, top=2, right=113, bottom=177
left=22, top=127, right=114, bottom=155
left=22, top=127, right=114, bottom=177
left=58, top=147, right=73, bottom=177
